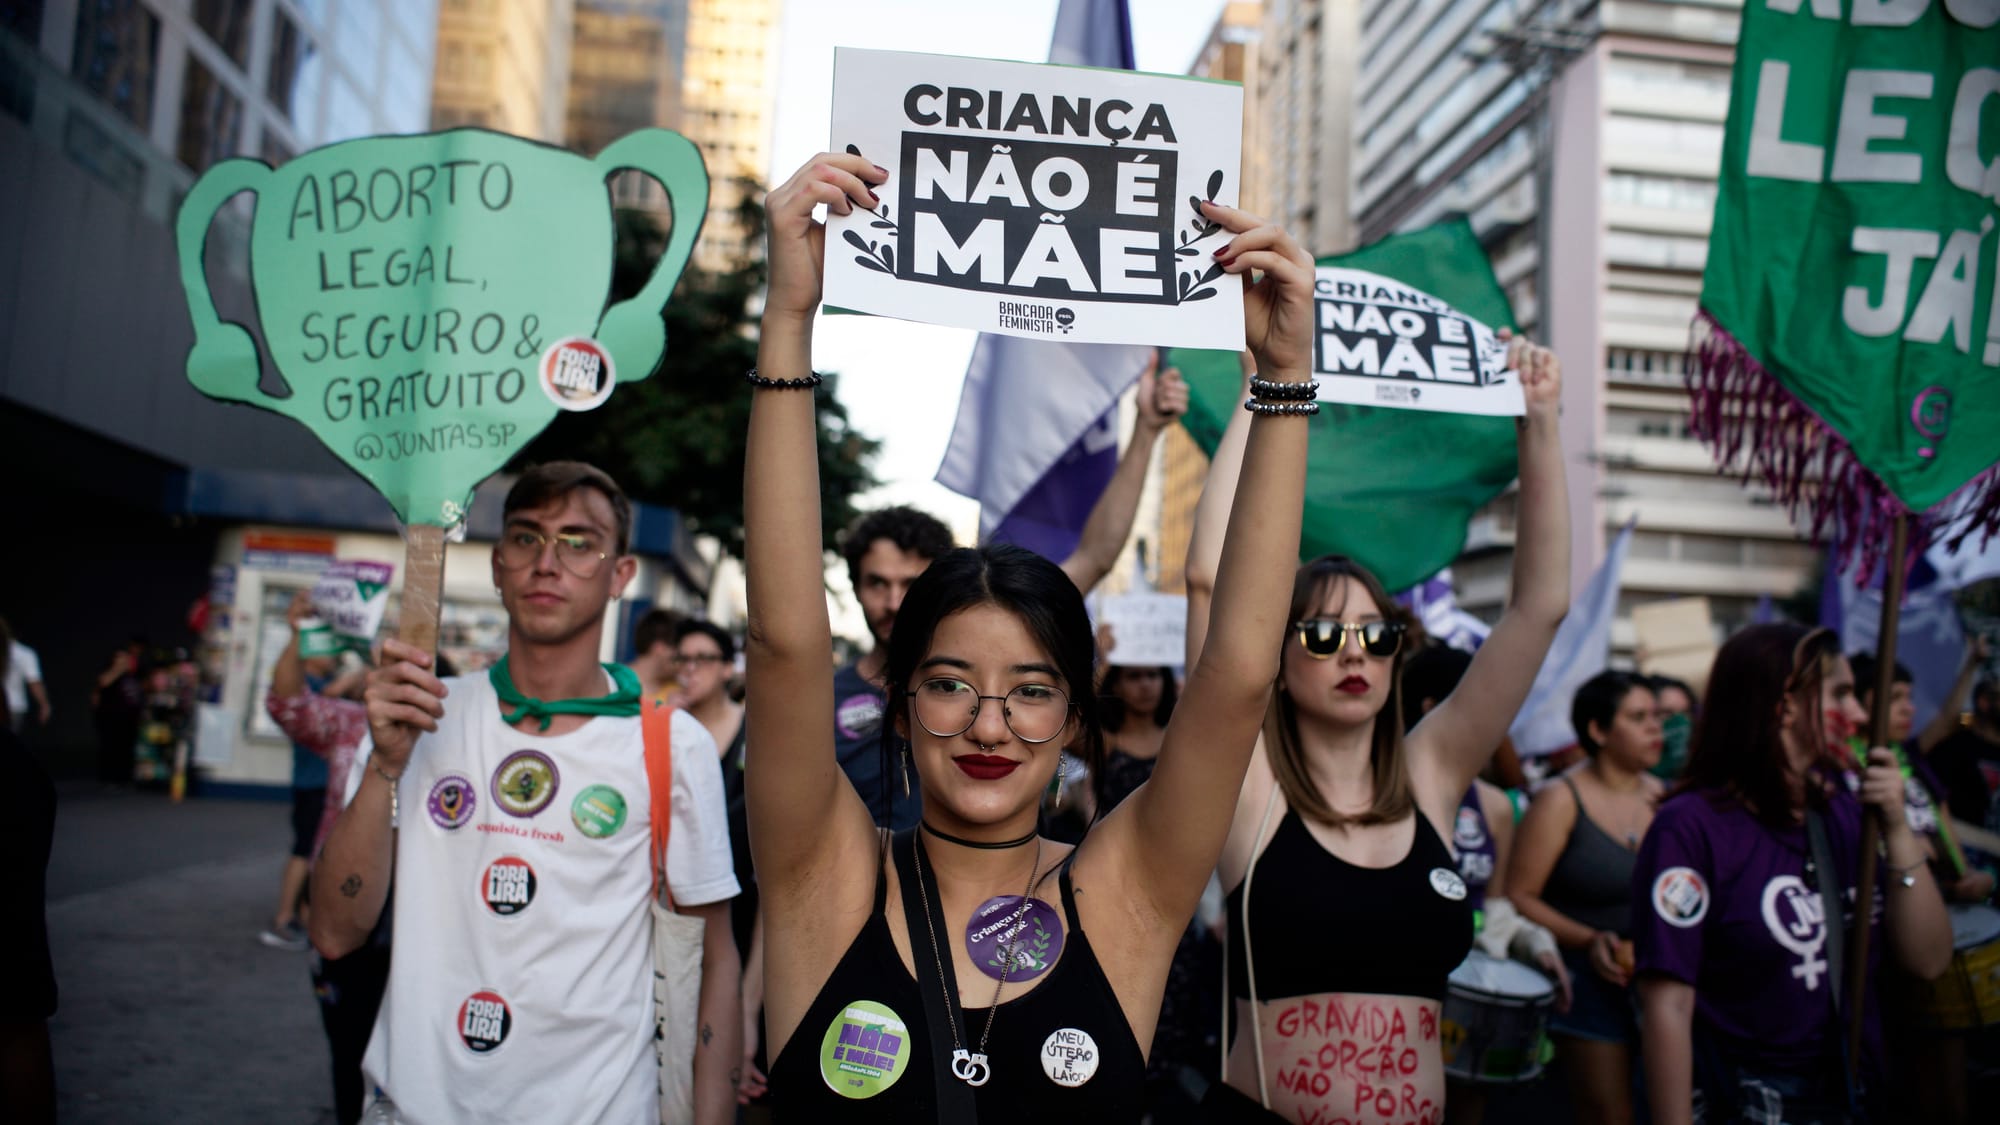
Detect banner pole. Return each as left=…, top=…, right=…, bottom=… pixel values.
left=398, top=524, right=448, bottom=657
left=1844, top=511, right=1909, bottom=1083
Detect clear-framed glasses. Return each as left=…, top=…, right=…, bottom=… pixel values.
left=910, top=677, right=1072, bottom=744
left=494, top=529, right=609, bottom=578
left=1293, top=618, right=1406, bottom=659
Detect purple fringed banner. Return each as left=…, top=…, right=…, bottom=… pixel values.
left=1686, top=312, right=2000, bottom=580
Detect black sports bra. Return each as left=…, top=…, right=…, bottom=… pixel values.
left=1227, top=809, right=1475, bottom=1003
left=768, top=831, right=1147, bottom=1120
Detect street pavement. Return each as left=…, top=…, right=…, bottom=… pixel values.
left=47, top=783, right=335, bottom=1124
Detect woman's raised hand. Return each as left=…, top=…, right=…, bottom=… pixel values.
left=1200, top=201, right=1315, bottom=380
left=1497, top=327, right=1562, bottom=419
left=763, top=152, right=890, bottom=324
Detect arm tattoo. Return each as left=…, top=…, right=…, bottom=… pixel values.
left=700, top=1022, right=715, bottom=1046
left=339, top=874, right=363, bottom=898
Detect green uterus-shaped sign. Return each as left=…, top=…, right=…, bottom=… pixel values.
left=177, top=128, right=708, bottom=526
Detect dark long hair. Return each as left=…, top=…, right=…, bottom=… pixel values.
left=1571, top=670, right=1652, bottom=757
left=1100, top=665, right=1177, bottom=733
left=1267, top=555, right=1416, bottom=828
left=877, top=545, right=1105, bottom=823
left=1678, top=623, right=1840, bottom=826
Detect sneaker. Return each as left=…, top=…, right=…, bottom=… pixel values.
left=258, top=921, right=309, bottom=951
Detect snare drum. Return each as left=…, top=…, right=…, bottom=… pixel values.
left=1913, top=904, right=2000, bottom=1031
left=1440, top=951, right=1555, bottom=1084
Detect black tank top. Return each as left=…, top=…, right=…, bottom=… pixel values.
left=768, top=832, right=1147, bottom=1120
left=1227, top=809, right=1474, bottom=1003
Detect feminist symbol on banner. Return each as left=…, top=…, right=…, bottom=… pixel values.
left=175, top=128, right=709, bottom=528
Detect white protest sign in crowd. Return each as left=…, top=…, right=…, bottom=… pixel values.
left=823, top=48, right=1246, bottom=350
left=1312, top=267, right=1525, bottom=417
left=1100, top=592, right=1188, bottom=668
left=309, top=559, right=396, bottom=653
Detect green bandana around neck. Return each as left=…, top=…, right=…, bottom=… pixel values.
left=489, top=654, right=643, bottom=731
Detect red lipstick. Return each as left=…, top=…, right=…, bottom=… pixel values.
left=953, top=755, right=1020, bottom=780
left=1337, top=676, right=1370, bottom=695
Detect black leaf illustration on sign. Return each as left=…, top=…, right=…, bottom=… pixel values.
left=1183, top=288, right=1217, bottom=301
left=844, top=144, right=861, bottom=156
left=842, top=230, right=871, bottom=254
left=1206, top=169, right=1224, bottom=201
left=1179, top=272, right=1192, bottom=298
left=871, top=220, right=896, bottom=230
left=1176, top=246, right=1199, bottom=257
left=1188, top=195, right=1203, bottom=215
left=881, top=245, right=895, bottom=272
left=856, top=258, right=892, bottom=275
left=844, top=228, right=895, bottom=275
left=1199, top=261, right=1225, bottom=286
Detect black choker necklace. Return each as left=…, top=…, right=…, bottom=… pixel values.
left=920, top=821, right=1038, bottom=850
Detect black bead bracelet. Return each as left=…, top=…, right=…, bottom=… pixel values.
left=1248, top=376, right=1319, bottom=401
left=744, top=367, right=824, bottom=390
left=1242, top=398, right=1320, bottom=416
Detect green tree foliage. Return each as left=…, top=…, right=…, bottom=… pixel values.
left=515, top=181, right=880, bottom=554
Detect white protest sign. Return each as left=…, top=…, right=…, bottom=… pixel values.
left=824, top=48, right=1245, bottom=350
left=1313, top=267, right=1525, bottom=416
left=1101, top=592, right=1187, bottom=668
left=310, top=560, right=396, bottom=652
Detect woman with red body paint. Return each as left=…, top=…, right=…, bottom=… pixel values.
left=1185, top=333, right=1571, bottom=1124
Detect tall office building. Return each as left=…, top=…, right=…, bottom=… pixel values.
left=1350, top=0, right=1807, bottom=645
left=1245, top=0, right=1358, bottom=258
left=430, top=0, right=572, bottom=141
left=677, top=0, right=779, bottom=270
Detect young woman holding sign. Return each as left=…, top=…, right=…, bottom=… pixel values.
left=1185, top=332, right=1571, bottom=1123
left=744, top=150, right=1315, bottom=1119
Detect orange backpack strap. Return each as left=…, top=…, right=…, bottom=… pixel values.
left=641, top=701, right=675, bottom=908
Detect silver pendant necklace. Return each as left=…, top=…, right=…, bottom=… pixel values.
left=911, top=831, right=1042, bottom=1088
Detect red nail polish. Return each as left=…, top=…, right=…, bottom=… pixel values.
left=874, top=165, right=889, bottom=178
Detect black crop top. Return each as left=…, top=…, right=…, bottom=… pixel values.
left=768, top=832, right=1147, bottom=1120
left=1227, top=809, right=1475, bottom=1004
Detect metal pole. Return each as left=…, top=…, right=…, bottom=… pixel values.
left=1844, top=511, right=1909, bottom=1081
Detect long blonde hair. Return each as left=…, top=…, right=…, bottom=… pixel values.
left=1265, top=557, right=1416, bottom=828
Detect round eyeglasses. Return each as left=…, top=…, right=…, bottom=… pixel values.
left=494, top=530, right=610, bottom=578
left=910, top=677, right=1072, bottom=744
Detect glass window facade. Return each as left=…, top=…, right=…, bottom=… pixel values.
left=71, top=0, right=159, bottom=130
left=175, top=51, right=241, bottom=173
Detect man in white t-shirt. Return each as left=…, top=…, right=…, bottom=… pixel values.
left=4, top=627, right=50, bottom=732
left=309, top=463, right=741, bottom=1124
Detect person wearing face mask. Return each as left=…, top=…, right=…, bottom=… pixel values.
left=1649, top=675, right=1697, bottom=781
left=1633, top=625, right=1953, bottom=1124
left=1508, top=671, right=1664, bottom=1125
left=1185, top=328, right=1571, bottom=1123
left=744, top=151, right=1314, bottom=1120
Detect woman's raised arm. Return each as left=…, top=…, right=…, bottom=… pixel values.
left=743, top=152, right=890, bottom=888
left=1409, top=334, right=1570, bottom=800
left=1096, top=204, right=1314, bottom=925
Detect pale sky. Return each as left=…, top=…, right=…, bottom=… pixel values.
left=767, top=0, right=1231, bottom=536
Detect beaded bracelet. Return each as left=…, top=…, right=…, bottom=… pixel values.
left=1243, top=398, right=1320, bottom=416
left=1248, top=376, right=1318, bottom=401
left=744, top=367, right=824, bottom=390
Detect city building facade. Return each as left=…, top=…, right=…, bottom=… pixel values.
left=429, top=0, right=572, bottom=140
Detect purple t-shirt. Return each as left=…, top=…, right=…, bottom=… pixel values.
left=1632, top=784, right=1884, bottom=1075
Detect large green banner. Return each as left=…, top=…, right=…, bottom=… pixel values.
left=1173, top=219, right=1519, bottom=591
left=1692, top=0, right=1999, bottom=555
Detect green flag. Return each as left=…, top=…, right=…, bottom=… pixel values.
left=1170, top=219, right=1519, bottom=591
left=1691, top=4, right=1999, bottom=560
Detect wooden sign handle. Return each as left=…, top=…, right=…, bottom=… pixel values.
left=399, top=523, right=448, bottom=656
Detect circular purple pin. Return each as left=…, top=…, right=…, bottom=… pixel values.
left=964, top=894, right=1063, bottom=982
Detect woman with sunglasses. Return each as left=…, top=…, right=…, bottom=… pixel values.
left=744, top=151, right=1315, bottom=1120
left=1184, top=332, right=1570, bottom=1123
left=1633, top=625, right=1952, bottom=1124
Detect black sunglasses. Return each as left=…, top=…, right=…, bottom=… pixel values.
left=1293, top=618, right=1407, bottom=659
